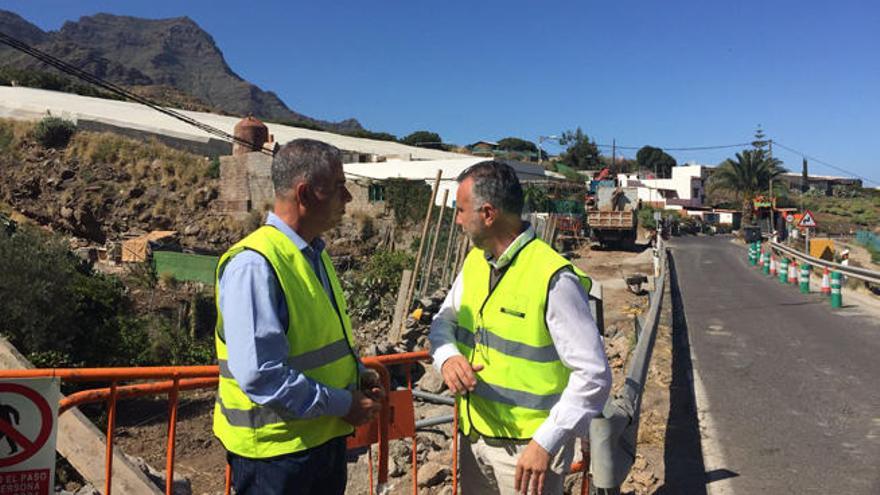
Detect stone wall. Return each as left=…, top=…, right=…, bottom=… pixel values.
left=218, top=152, right=273, bottom=218
left=347, top=181, right=386, bottom=218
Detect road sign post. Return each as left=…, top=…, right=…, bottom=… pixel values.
left=0, top=378, right=59, bottom=495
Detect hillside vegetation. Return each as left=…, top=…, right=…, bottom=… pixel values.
left=0, top=118, right=252, bottom=250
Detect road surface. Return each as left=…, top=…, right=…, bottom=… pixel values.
left=671, top=236, right=880, bottom=494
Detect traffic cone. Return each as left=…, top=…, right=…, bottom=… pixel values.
left=788, top=260, right=798, bottom=284
left=770, top=254, right=777, bottom=276
left=758, top=247, right=765, bottom=268
left=821, top=267, right=831, bottom=295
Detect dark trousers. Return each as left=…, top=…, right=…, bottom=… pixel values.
left=227, top=436, right=347, bottom=495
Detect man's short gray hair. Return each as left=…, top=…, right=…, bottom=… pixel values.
left=456, top=160, right=524, bottom=215
left=271, top=139, right=342, bottom=196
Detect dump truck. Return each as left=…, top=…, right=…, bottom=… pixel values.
left=587, top=185, right=639, bottom=247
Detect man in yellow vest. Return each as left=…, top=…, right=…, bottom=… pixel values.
left=429, top=161, right=611, bottom=494
left=213, top=139, right=384, bottom=494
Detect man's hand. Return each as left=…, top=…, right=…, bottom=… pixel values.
left=514, top=440, right=551, bottom=495
left=440, top=355, right=484, bottom=395
left=341, top=390, right=380, bottom=426
left=359, top=368, right=386, bottom=401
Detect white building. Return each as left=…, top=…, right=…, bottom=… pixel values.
left=617, top=164, right=709, bottom=209
left=344, top=157, right=561, bottom=208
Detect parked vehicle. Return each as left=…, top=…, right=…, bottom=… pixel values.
left=587, top=186, right=639, bottom=247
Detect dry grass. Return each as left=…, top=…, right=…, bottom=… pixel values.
left=65, top=132, right=211, bottom=185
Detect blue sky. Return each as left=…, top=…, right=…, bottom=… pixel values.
left=4, top=1, right=879, bottom=184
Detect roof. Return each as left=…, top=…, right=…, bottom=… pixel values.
left=0, top=86, right=465, bottom=161
left=344, top=158, right=560, bottom=206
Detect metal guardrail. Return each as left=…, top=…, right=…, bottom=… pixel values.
left=589, top=238, right=668, bottom=492
left=770, top=241, right=880, bottom=285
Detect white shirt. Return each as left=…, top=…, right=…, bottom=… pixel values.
left=428, top=227, right=612, bottom=455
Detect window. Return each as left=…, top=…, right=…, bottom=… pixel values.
left=368, top=183, right=386, bottom=202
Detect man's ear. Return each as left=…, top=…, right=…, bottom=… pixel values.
left=293, top=182, right=312, bottom=208
left=481, top=204, right=497, bottom=226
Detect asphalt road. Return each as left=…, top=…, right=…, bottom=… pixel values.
left=670, top=236, right=880, bottom=494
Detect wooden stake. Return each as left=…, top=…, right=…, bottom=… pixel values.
left=399, top=170, right=442, bottom=337
left=420, top=189, right=449, bottom=296
left=390, top=269, right=413, bottom=342
left=440, top=215, right=458, bottom=287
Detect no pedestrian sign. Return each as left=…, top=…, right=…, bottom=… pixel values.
left=0, top=379, right=59, bottom=495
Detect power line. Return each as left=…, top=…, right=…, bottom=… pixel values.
left=771, top=140, right=879, bottom=187
left=0, top=31, right=273, bottom=156
left=594, top=142, right=752, bottom=152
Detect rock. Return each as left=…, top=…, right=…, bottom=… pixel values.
left=417, top=365, right=446, bottom=394
left=61, top=206, right=74, bottom=219
left=124, top=454, right=192, bottom=495
left=417, top=461, right=450, bottom=488
left=184, top=224, right=200, bottom=236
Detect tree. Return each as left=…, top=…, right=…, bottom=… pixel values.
left=636, top=146, right=677, bottom=178
left=752, top=125, right=770, bottom=151
left=497, top=137, right=546, bottom=161
left=558, top=128, right=601, bottom=170
left=709, top=149, right=784, bottom=226
left=522, top=184, right=549, bottom=212
left=401, top=130, right=444, bottom=149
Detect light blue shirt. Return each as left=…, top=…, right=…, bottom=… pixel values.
left=218, top=212, right=351, bottom=419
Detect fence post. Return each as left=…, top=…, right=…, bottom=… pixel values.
left=830, top=271, right=843, bottom=308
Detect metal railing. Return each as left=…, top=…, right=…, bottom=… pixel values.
left=769, top=241, right=880, bottom=285
left=0, top=351, right=595, bottom=495
left=588, top=239, right=668, bottom=492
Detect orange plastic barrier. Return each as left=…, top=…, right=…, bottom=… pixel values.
left=0, top=352, right=591, bottom=494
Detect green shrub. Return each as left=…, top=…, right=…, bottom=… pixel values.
left=33, top=116, right=76, bottom=148
left=0, top=225, right=145, bottom=367
left=385, top=179, right=432, bottom=226
left=342, top=249, right=413, bottom=322
left=207, top=156, right=221, bottom=179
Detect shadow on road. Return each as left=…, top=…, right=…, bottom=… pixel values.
left=654, top=252, right=714, bottom=495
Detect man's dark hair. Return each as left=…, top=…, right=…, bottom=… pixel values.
left=457, top=160, right=524, bottom=215
left=271, top=139, right=342, bottom=196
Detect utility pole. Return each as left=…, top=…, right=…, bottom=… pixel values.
left=611, top=138, right=616, bottom=170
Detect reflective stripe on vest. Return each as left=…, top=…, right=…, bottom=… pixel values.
left=213, top=225, right=358, bottom=458
left=453, top=325, right=560, bottom=363
left=456, top=237, right=591, bottom=440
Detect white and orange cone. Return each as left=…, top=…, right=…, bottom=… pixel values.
left=770, top=254, right=777, bottom=276
left=821, top=267, right=831, bottom=295
left=788, top=260, right=799, bottom=284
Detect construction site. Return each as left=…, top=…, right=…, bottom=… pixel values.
left=1, top=7, right=879, bottom=495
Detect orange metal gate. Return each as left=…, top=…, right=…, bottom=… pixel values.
left=0, top=351, right=591, bottom=494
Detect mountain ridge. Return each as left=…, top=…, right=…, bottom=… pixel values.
left=0, top=10, right=363, bottom=133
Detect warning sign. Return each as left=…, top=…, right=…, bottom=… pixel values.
left=798, top=210, right=818, bottom=228
left=0, top=379, right=59, bottom=495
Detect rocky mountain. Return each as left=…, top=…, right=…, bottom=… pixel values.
left=0, top=10, right=362, bottom=132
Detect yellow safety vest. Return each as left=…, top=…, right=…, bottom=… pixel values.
left=213, top=225, right=359, bottom=458
left=456, top=238, right=592, bottom=439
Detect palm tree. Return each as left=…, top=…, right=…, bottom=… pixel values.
left=709, top=149, right=784, bottom=226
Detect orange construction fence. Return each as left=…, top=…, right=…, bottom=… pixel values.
left=0, top=351, right=591, bottom=494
